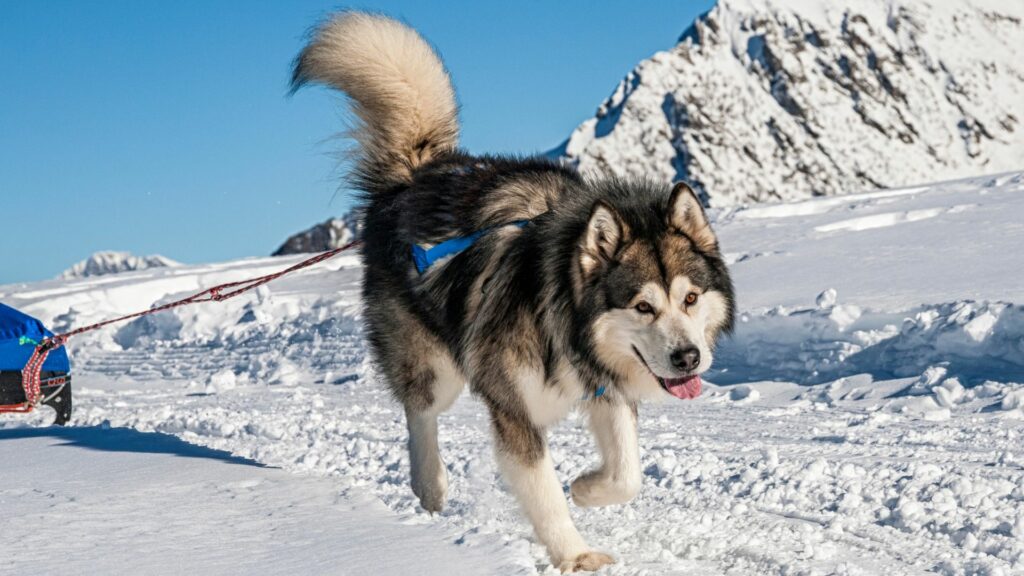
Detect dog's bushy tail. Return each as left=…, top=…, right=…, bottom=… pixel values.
left=292, top=12, right=459, bottom=190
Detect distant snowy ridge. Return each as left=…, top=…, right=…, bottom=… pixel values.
left=273, top=211, right=361, bottom=256
left=559, top=0, right=1024, bottom=204
left=60, top=251, right=180, bottom=279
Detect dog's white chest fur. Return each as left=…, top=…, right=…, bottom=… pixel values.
left=518, top=360, right=587, bottom=428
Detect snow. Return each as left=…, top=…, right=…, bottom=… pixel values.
left=2, top=171, right=1024, bottom=574
left=558, top=0, right=1024, bottom=205
left=716, top=172, right=1024, bottom=310
left=0, top=426, right=506, bottom=576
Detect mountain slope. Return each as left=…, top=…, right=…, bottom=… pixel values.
left=60, top=251, right=180, bottom=279
left=559, top=0, right=1024, bottom=204
left=272, top=211, right=361, bottom=256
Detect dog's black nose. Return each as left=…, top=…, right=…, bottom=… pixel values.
left=670, top=347, right=700, bottom=372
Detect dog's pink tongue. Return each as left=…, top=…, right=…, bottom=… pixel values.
left=664, top=375, right=702, bottom=399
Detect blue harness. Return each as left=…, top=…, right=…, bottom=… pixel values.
left=411, top=220, right=529, bottom=274
left=409, top=220, right=607, bottom=400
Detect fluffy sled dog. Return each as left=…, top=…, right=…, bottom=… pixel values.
left=293, top=12, right=735, bottom=572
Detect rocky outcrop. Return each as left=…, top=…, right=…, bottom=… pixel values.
left=558, top=0, right=1024, bottom=204
left=273, top=211, right=362, bottom=256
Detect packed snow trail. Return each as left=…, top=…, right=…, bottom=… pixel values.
left=2, top=172, right=1023, bottom=574
left=0, top=426, right=508, bottom=576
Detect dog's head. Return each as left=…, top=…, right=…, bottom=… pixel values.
left=573, top=181, right=735, bottom=401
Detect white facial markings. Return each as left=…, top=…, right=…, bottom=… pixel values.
left=591, top=311, right=665, bottom=400
left=631, top=283, right=666, bottom=319
left=631, top=278, right=702, bottom=377
left=699, top=290, right=729, bottom=343
left=667, top=275, right=694, bottom=305
left=592, top=276, right=726, bottom=397
left=665, top=275, right=717, bottom=373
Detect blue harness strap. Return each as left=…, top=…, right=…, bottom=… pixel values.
left=410, top=221, right=606, bottom=399
left=412, top=220, right=528, bottom=274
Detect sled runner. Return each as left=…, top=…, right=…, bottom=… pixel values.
left=0, top=303, right=73, bottom=425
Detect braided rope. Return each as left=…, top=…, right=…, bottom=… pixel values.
left=0, top=241, right=361, bottom=415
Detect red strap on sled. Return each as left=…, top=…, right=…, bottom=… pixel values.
left=0, top=241, right=361, bottom=416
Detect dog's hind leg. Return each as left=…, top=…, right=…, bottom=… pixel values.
left=571, top=400, right=642, bottom=508
left=365, top=298, right=465, bottom=513
left=404, top=352, right=464, bottom=513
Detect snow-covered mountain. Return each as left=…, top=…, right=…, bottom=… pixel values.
left=558, top=0, right=1024, bottom=204
left=273, top=211, right=361, bottom=256
left=59, top=251, right=180, bottom=279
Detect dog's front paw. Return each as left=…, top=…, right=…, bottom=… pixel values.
left=558, top=550, right=616, bottom=573
left=570, top=472, right=603, bottom=507
left=571, top=471, right=640, bottom=508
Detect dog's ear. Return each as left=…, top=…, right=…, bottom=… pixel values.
left=668, top=182, right=717, bottom=253
left=580, top=201, right=626, bottom=277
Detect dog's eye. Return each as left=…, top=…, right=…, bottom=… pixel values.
left=635, top=301, right=654, bottom=315
left=684, top=292, right=698, bottom=306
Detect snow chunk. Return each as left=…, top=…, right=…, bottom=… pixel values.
left=206, top=369, right=239, bottom=393
left=828, top=304, right=862, bottom=332
left=815, top=288, right=837, bottom=309
left=729, top=385, right=760, bottom=402
left=268, top=359, right=305, bottom=387
left=933, top=378, right=965, bottom=408
left=1002, top=389, right=1024, bottom=411
left=964, top=311, right=998, bottom=343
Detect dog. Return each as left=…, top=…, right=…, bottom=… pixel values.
left=292, top=12, right=735, bottom=573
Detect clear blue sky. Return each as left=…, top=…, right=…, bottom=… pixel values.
left=1, top=0, right=713, bottom=284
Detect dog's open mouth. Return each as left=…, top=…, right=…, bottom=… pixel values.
left=632, top=347, right=702, bottom=400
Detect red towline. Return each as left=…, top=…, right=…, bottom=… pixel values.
left=0, top=240, right=361, bottom=416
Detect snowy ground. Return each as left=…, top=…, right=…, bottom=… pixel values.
left=2, top=171, right=1023, bottom=575
left=0, top=426, right=504, bottom=575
